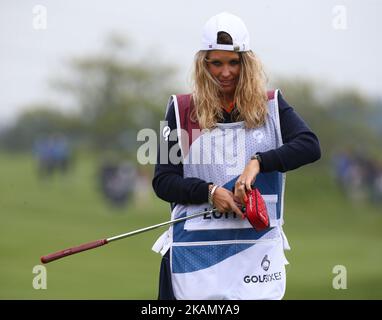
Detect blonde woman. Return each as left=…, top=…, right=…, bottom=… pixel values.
left=152, top=12, right=320, bottom=300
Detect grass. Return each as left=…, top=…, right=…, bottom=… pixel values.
left=0, top=153, right=168, bottom=299
left=283, top=166, right=382, bottom=299
left=0, top=153, right=381, bottom=299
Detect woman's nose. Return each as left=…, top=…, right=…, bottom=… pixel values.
left=221, top=65, right=231, bottom=78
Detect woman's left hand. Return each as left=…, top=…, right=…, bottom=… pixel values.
left=234, top=159, right=261, bottom=205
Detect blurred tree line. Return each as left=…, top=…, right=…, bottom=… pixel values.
left=0, top=35, right=381, bottom=164
left=0, top=35, right=178, bottom=158
left=274, top=78, right=382, bottom=162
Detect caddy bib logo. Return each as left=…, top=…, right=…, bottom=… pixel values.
left=253, top=130, right=264, bottom=143
left=243, top=255, right=282, bottom=284
left=162, top=126, right=171, bottom=141
left=261, top=255, right=270, bottom=271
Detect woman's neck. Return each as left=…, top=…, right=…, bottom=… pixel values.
left=220, top=95, right=235, bottom=107
left=220, top=95, right=235, bottom=113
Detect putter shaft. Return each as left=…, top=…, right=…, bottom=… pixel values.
left=41, top=208, right=217, bottom=264
left=107, top=208, right=217, bottom=242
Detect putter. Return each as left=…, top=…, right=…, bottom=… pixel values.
left=41, top=188, right=269, bottom=264
left=40, top=208, right=218, bottom=264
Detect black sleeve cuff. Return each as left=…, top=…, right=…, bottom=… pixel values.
left=257, top=150, right=283, bottom=173
left=198, top=182, right=212, bottom=203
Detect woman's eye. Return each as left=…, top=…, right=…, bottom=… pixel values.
left=211, top=61, right=222, bottom=66
left=230, top=60, right=240, bottom=66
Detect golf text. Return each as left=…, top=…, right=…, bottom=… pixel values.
left=244, top=272, right=282, bottom=284
left=141, top=304, right=239, bottom=317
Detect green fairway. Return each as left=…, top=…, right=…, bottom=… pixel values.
left=0, top=153, right=381, bottom=299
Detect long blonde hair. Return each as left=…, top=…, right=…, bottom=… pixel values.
left=192, top=50, right=268, bottom=129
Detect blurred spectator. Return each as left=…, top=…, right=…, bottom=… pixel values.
left=52, top=134, right=71, bottom=173
left=372, top=165, right=382, bottom=203
left=332, top=149, right=382, bottom=205
left=33, top=133, right=72, bottom=179
left=99, top=158, right=137, bottom=208
left=134, top=166, right=151, bottom=209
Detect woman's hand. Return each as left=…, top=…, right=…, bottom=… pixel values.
left=211, top=186, right=244, bottom=218
left=234, top=159, right=261, bottom=205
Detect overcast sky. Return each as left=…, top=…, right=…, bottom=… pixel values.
left=0, top=0, right=381, bottom=125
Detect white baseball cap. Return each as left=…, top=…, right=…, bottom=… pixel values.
left=201, top=12, right=250, bottom=52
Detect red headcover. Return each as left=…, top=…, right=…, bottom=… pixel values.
left=243, top=188, right=269, bottom=231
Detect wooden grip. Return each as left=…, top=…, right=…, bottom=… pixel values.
left=40, top=239, right=108, bottom=264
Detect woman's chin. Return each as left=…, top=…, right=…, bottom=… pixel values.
left=220, top=87, right=236, bottom=97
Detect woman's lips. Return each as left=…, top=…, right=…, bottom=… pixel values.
left=220, top=80, right=234, bottom=87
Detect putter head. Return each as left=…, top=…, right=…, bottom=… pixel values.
left=243, top=188, right=269, bottom=232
